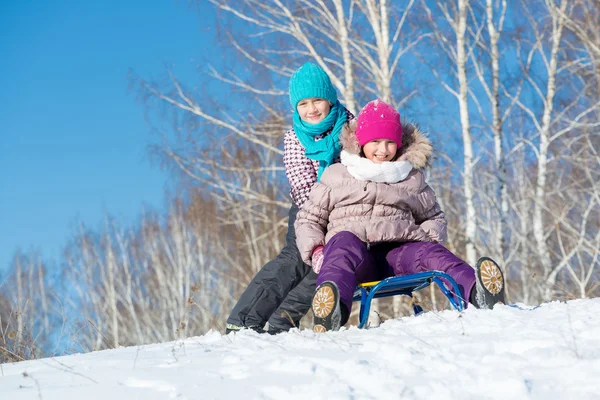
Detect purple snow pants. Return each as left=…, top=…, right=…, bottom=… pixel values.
left=316, top=231, right=476, bottom=312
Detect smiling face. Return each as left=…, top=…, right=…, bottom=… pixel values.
left=362, top=139, right=398, bottom=163
left=296, top=98, right=331, bottom=124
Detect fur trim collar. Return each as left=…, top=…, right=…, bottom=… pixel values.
left=339, top=119, right=433, bottom=169
left=341, top=150, right=413, bottom=183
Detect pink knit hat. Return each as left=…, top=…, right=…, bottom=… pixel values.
left=355, top=99, right=402, bottom=147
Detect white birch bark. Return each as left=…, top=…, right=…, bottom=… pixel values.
left=486, top=0, right=509, bottom=265
left=457, top=0, right=477, bottom=265
left=115, top=227, right=144, bottom=344
left=104, top=236, right=120, bottom=348
left=535, top=0, right=568, bottom=301
left=15, top=256, right=23, bottom=349
left=36, top=255, right=50, bottom=335
left=362, top=0, right=392, bottom=103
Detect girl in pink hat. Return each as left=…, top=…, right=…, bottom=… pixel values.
left=295, top=99, right=506, bottom=332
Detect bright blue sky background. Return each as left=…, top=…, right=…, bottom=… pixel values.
left=0, top=0, right=218, bottom=272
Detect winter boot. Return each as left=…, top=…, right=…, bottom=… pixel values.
left=225, top=323, right=243, bottom=334
left=225, top=323, right=267, bottom=335
left=471, top=257, right=506, bottom=309
left=266, top=320, right=297, bottom=335
left=312, top=281, right=343, bottom=332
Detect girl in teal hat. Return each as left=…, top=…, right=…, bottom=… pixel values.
left=226, top=62, right=354, bottom=334
left=288, top=62, right=349, bottom=181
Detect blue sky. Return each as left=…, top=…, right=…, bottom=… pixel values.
left=0, top=0, right=217, bottom=272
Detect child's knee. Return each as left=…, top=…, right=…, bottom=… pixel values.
left=328, top=231, right=363, bottom=247
left=426, top=242, right=448, bottom=254
left=421, top=242, right=465, bottom=267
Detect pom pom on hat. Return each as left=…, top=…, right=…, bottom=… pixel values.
left=355, top=99, right=402, bottom=147
left=289, top=62, right=338, bottom=108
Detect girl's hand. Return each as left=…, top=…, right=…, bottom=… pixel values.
left=311, top=246, right=325, bottom=273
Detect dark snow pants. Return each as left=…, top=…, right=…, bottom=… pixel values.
left=226, top=204, right=316, bottom=332
left=317, top=231, right=476, bottom=312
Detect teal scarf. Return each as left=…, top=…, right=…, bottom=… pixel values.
left=293, top=100, right=347, bottom=180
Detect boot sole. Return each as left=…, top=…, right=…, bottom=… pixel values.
left=312, top=282, right=340, bottom=332
left=478, top=258, right=504, bottom=295
left=476, top=257, right=506, bottom=307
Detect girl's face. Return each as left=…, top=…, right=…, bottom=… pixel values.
left=363, top=139, right=398, bottom=163
left=297, top=98, right=331, bottom=124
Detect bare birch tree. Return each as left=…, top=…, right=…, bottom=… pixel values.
left=482, top=0, right=509, bottom=264
left=423, top=0, right=480, bottom=265
left=531, top=0, right=569, bottom=300
left=65, top=197, right=230, bottom=351
left=0, top=250, right=53, bottom=361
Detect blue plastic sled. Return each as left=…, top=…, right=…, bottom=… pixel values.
left=352, top=271, right=466, bottom=329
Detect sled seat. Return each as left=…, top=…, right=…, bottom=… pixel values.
left=352, top=271, right=466, bottom=329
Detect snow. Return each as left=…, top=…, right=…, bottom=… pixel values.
left=2, top=299, right=600, bottom=400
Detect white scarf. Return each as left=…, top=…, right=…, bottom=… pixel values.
left=340, top=150, right=413, bottom=183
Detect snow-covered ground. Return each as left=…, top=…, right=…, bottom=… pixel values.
left=1, top=299, right=599, bottom=400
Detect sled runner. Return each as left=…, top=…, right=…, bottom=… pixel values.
left=352, top=271, right=466, bottom=328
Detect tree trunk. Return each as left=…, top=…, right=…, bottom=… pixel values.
left=537, top=0, right=568, bottom=302
left=457, top=0, right=477, bottom=265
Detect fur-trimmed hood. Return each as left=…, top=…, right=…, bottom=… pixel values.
left=339, top=119, right=433, bottom=169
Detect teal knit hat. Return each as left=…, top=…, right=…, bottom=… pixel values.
left=289, top=62, right=338, bottom=108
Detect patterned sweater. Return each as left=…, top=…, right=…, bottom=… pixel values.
left=283, top=108, right=354, bottom=208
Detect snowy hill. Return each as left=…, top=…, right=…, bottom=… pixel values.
left=1, top=299, right=600, bottom=400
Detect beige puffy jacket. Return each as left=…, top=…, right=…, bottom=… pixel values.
left=295, top=121, right=447, bottom=265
